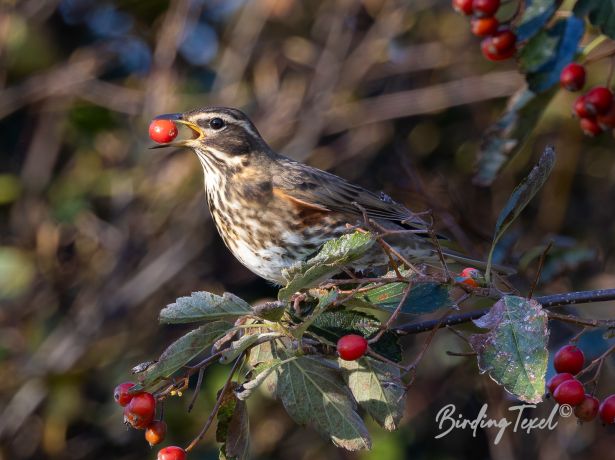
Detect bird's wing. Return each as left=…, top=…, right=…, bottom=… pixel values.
left=271, top=159, right=429, bottom=230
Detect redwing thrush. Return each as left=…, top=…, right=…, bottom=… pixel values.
left=152, top=107, right=471, bottom=284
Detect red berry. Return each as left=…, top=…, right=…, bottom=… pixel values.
left=553, top=345, right=584, bottom=374
left=560, top=63, right=586, bottom=92
left=553, top=379, right=585, bottom=406
left=337, top=334, right=368, bottom=361
left=599, top=394, right=615, bottom=424
left=114, top=382, right=137, bottom=407
left=596, top=99, right=615, bottom=128
left=573, top=95, right=591, bottom=118
left=585, top=86, right=613, bottom=115
left=481, top=29, right=516, bottom=61
left=124, top=392, right=156, bottom=429
left=471, top=17, right=499, bottom=37
left=546, top=372, right=574, bottom=395
left=580, top=117, right=603, bottom=137
left=145, top=420, right=167, bottom=446
left=452, top=0, right=473, bottom=15
left=149, top=119, right=178, bottom=144
left=158, top=446, right=187, bottom=460
left=574, top=394, right=600, bottom=422
left=472, top=0, right=500, bottom=17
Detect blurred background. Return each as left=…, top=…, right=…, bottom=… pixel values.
left=1, top=0, right=614, bottom=459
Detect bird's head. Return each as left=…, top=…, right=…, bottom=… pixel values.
left=151, top=107, right=270, bottom=173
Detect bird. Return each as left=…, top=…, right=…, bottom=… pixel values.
left=151, top=107, right=471, bottom=284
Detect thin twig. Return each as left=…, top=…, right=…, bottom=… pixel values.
left=587, top=359, right=605, bottom=396
left=395, top=288, right=615, bottom=334
left=547, top=311, right=615, bottom=329
left=185, top=354, right=244, bottom=453
left=528, top=241, right=553, bottom=299
left=576, top=343, right=615, bottom=379
left=446, top=350, right=477, bottom=357
left=187, top=368, right=205, bottom=413
left=368, top=283, right=413, bottom=344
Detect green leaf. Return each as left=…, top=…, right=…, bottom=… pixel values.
left=279, top=231, right=375, bottom=299
left=308, top=309, right=402, bottom=362
left=219, top=332, right=279, bottom=365
left=217, top=384, right=250, bottom=460
left=272, top=352, right=371, bottom=451
left=519, top=17, right=585, bottom=93
left=474, top=88, right=557, bottom=187
left=469, top=296, right=549, bottom=403
left=514, top=0, right=559, bottom=42
left=160, top=291, right=251, bottom=324
left=485, top=145, right=556, bottom=281
left=574, top=0, right=615, bottom=39
left=236, top=359, right=286, bottom=400
left=139, top=321, right=233, bottom=387
left=359, top=276, right=451, bottom=314
left=339, top=357, right=405, bottom=431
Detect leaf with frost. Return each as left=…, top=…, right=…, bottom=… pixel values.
left=139, top=321, right=233, bottom=387
left=160, top=291, right=251, bottom=324
left=469, top=296, right=548, bottom=403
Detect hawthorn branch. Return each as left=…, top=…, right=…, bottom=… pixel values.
left=395, top=288, right=615, bottom=334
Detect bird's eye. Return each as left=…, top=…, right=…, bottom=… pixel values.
left=209, top=118, right=225, bottom=130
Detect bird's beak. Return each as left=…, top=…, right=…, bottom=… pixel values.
left=148, top=113, right=204, bottom=149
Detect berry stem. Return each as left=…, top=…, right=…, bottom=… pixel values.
left=607, top=56, right=615, bottom=88
left=581, top=35, right=611, bottom=63
left=575, top=343, right=615, bottom=379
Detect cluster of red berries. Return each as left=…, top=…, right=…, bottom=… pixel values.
left=560, top=63, right=615, bottom=136
left=452, top=0, right=517, bottom=61
left=149, top=119, right=179, bottom=144
left=547, top=345, right=615, bottom=424
left=114, top=382, right=187, bottom=460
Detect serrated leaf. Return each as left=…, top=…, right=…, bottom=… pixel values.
left=474, top=87, right=557, bottom=187
left=519, top=17, right=585, bottom=92
left=308, top=309, right=401, bottom=362
left=485, top=145, right=556, bottom=280
left=515, top=0, right=559, bottom=42
left=339, top=357, right=405, bottom=431
left=279, top=231, right=375, bottom=299
left=160, top=291, right=251, bottom=324
left=272, top=352, right=371, bottom=451
left=359, top=278, right=451, bottom=314
left=217, top=384, right=250, bottom=460
left=574, top=0, right=615, bottom=40
left=469, top=296, right=548, bottom=403
left=139, top=321, right=233, bottom=387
